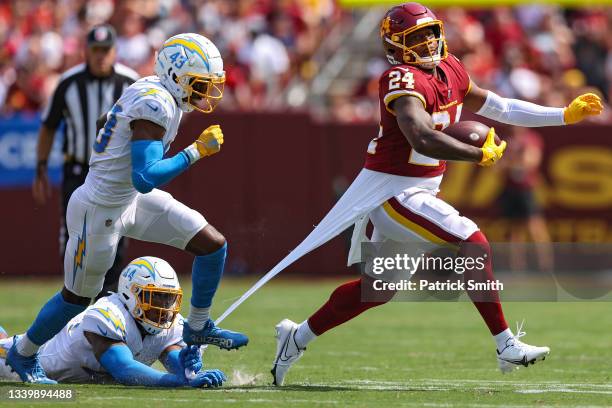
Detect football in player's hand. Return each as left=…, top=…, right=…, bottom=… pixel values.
left=443, top=121, right=500, bottom=147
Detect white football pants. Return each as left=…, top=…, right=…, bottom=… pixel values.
left=64, top=186, right=207, bottom=298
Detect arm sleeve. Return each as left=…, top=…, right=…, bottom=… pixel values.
left=131, top=140, right=191, bottom=194
left=160, top=349, right=183, bottom=375
left=159, top=315, right=187, bottom=374
left=99, top=344, right=186, bottom=387
left=476, top=91, right=565, bottom=127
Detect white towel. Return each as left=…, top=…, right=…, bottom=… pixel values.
left=216, top=169, right=442, bottom=324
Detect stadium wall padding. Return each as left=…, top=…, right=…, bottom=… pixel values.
left=1, top=112, right=610, bottom=276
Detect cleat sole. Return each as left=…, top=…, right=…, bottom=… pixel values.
left=220, top=343, right=248, bottom=351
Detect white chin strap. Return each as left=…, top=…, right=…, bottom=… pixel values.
left=407, top=51, right=441, bottom=69
left=406, top=39, right=443, bottom=69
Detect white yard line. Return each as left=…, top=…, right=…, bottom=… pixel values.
left=85, top=396, right=341, bottom=404
left=516, top=389, right=612, bottom=395
left=315, top=379, right=612, bottom=393
left=84, top=397, right=612, bottom=408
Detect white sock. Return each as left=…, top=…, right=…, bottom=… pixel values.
left=494, top=328, right=514, bottom=351
left=294, top=320, right=317, bottom=349
left=188, top=306, right=210, bottom=331
left=16, top=334, right=40, bottom=357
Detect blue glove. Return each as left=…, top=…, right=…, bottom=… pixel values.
left=187, top=369, right=226, bottom=388
left=179, top=345, right=203, bottom=378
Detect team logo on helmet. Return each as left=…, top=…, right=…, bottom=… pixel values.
left=380, top=16, right=391, bottom=37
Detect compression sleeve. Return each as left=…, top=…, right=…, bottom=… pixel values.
left=131, top=140, right=194, bottom=194
left=99, top=344, right=186, bottom=387
left=476, top=91, right=565, bottom=127
left=161, top=349, right=183, bottom=375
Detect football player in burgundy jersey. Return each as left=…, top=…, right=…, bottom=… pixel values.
left=267, top=2, right=603, bottom=385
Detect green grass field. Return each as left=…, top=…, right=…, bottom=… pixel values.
left=0, top=278, right=610, bottom=407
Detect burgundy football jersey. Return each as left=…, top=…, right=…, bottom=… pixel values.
left=364, top=54, right=471, bottom=177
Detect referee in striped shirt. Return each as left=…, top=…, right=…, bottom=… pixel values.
left=33, top=24, right=138, bottom=300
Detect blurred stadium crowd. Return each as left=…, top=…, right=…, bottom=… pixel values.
left=341, top=6, right=612, bottom=123
left=1, top=0, right=610, bottom=122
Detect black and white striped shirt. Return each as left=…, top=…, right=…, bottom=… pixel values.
left=41, top=63, right=139, bottom=165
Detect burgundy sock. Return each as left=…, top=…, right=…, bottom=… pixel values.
left=461, top=230, right=508, bottom=335
left=307, top=278, right=390, bottom=336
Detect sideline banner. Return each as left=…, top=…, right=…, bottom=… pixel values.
left=0, top=114, right=62, bottom=188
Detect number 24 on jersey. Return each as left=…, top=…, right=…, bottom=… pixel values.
left=388, top=70, right=415, bottom=90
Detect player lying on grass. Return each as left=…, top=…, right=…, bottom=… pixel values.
left=269, top=2, right=603, bottom=385
left=0, top=257, right=225, bottom=388
left=7, top=33, right=247, bottom=384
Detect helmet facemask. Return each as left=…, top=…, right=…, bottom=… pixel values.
left=131, top=283, right=183, bottom=333
left=176, top=72, right=225, bottom=114
left=382, top=19, right=448, bottom=69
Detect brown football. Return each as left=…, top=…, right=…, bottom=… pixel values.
left=443, top=121, right=500, bottom=148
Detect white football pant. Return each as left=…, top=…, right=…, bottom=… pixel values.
left=64, top=186, right=207, bottom=298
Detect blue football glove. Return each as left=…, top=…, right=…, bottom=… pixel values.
left=179, top=345, right=203, bottom=379
left=187, top=369, right=226, bottom=388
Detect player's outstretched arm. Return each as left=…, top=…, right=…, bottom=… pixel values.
left=85, top=332, right=225, bottom=388
left=394, top=96, right=485, bottom=162
left=85, top=331, right=187, bottom=387
left=464, top=81, right=603, bottom=126
left=129, top=120, right=223, bottom=194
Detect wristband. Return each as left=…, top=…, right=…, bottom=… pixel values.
left=183, top=143, right=202, bottom=165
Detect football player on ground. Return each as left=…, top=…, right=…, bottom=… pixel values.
left=1, top=258, right=225, bottom=388
left=270, top=2, right=603, bottom=385
left=7, top=33, right=248, bottom=384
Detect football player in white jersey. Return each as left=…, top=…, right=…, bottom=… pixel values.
left=1, top=257, right=226, bottom=387
left=7, top=33, right=247, bottom=383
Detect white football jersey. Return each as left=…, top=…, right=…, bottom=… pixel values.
left=37, top=293, right=184, bottom=383
left=84, top=76, right=183, bottom=206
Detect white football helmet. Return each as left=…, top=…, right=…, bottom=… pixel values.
left=118, top=257, right=183, bottom=335
left=154, top=33, right=225, bottom=113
